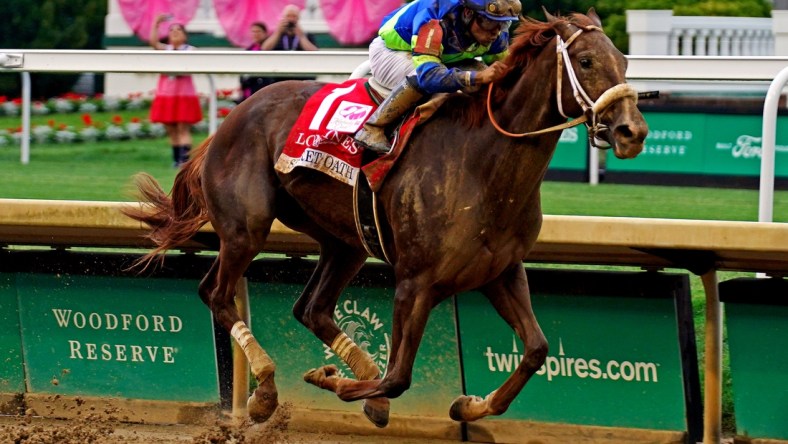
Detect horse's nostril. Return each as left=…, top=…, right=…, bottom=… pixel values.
left=615, top=124, right=633, bottom=139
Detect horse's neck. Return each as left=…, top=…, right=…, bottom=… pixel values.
left=456, top=59, right=565, bottom=227
left=483, top=61, right=563, bottom=194
left=504, top=59, right=563, bottom=140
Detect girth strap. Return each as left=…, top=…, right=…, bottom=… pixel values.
left=353, top=172, right=392, bottom=264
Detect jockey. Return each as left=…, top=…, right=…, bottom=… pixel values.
left=355, top=0, right=521, bottom=153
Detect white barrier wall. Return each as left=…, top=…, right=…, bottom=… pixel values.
left=627, top=10, right=778, bottom=56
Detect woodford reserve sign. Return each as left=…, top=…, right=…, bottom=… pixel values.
left=15, top=274, right=219, bottom=402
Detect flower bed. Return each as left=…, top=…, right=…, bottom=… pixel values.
left=0, top=90, right=238, bottom=146
left=0, top=92, right=153, bottom=117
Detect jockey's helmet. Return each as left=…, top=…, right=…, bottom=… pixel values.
left=463, top=0, right=521, bottom=21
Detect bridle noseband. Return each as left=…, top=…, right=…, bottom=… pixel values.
left=486, top=24, right=638, bottom=147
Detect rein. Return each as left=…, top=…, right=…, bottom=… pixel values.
left=486, top=25, right=638, bottom=143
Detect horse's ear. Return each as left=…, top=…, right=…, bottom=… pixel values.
left=586, top=7, right=602, bottom=27
left=542, top=6, right=557, bottom=23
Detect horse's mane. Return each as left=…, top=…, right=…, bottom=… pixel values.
left=453, top=12, right=596, bottom=128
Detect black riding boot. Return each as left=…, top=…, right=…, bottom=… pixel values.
left=354, top=77, right=424, bottom=153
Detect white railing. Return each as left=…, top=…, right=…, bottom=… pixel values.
left=627, top=10, right=777, bottom=56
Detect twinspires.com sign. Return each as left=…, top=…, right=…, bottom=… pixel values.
left=457, top=269, right=694, bottom=431
left=15, top=274, right=219, bottom=402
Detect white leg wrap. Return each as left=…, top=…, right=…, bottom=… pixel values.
left=331, top=332, right=380, bottom=380
left=232, top=321, right=275, bottom=380
left=231, top=321, right=255, bottom=351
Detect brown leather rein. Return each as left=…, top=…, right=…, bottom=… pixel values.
left=486, top=25, right=638, bottom=139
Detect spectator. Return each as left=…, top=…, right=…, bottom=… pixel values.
left=239, top=22, right=276, bottom=102
left=262, top=4, right=319, bottom=51
left=148, top=13, right=203, bottom=167
left=261, top=4, right=319, bottom=82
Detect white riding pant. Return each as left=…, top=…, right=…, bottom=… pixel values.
left=368, top=37, right=417, bottom=95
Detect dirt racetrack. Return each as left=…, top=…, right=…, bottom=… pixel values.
left=0, top=402, right=459, bottom=444
left=0, top=393, right=717, bottom=443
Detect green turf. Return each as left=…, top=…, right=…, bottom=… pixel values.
left=0, top=138, right=199, bottom=201
left=2, top=137, right=786, bottom=223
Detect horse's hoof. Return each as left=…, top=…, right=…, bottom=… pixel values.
left=303, top=364, right=338, bottom=388
left=247, top=374, right=278, bottom=423
left=449, top=394, right=485, bottom=422
left=362, top=397, right=390, bottom=428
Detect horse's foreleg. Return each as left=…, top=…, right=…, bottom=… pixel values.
left=297, top=241, right=390, bottom=426
left=449, top=265, right=548, bottom=422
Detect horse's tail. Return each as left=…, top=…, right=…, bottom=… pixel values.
left=123, top=134, right=213, bottom=270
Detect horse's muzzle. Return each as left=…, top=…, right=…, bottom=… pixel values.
left=606, top=102, right=648, bottom=159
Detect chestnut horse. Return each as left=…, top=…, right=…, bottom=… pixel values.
left=124, top=10, right=647, bottom=427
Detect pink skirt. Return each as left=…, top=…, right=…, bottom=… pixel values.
left=149, top=75, right=203, bottom=124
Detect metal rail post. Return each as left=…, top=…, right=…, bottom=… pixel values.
left=207, top=74, right=218, bottom=134
left=759, top=65, right=788, bottom=223
left=589, top=146, right=599, bottom=185
left=21, top=72, right=31, bottom=165
left=701, top=271, right=722, bottom=444
left=232, top=277, right=251, bottom=421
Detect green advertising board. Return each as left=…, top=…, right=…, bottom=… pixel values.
left=456, top=269, right=696, bottom=432
left=721, top=277, right=788, bottom=440
left=606, top=112, right=788, bottom=178
left=16, top=274, right=219, bottom=403
left=549, top=125, right=588, bottom=171
left=0, top=274, right=25, bottom=394
left=246, top=263, right=462, bottom=418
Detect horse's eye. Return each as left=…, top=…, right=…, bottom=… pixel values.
left=579, top=58, right=592, bottom=69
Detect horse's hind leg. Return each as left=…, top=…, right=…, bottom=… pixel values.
left=297, top=238, right=390, bottom=426
left=200, top=236, right=278, bottom=422
left=200, top=174, right=280, bottom=422
left=449, top=264, right=548, bottom=422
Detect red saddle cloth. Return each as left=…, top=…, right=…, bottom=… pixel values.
left=275, top=78, right=376, bottom=187
left=275, top=78, right=420, bottom=191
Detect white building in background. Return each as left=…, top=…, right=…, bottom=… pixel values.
left=624, top=9, right=788, bottom=96
left=626, top=10, right=787, bottom=56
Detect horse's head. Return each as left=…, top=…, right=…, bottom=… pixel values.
left=546, top=8, right=648, bottom=159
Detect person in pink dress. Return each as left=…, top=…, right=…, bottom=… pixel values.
left=149, top=13, right=203, bottom=167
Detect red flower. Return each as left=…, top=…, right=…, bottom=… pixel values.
left=81, top=114, right=93, bottom=126
left=218, top=107, right=231, bottom=118
left=112, top=115, right=123, bottom=125
left=47, top=119, right=55, bottom=127
left=0, top=96, right=7, bottom=103
left=62, top=92, right=85, bottom=101
left=58, top=123, right=67, bottom=130
left=12, top=98, right=22, bottom=105
left=130, top=117, right=141, bottom=123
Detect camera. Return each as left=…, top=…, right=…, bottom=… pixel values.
left=286, top=21, right=296, bottom=29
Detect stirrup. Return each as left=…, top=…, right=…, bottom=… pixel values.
left=355, top=128, right=392, bottom=154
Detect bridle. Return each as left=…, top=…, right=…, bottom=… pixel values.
left=486, top=24, right=638, bottom=147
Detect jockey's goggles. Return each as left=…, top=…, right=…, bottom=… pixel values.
left=475, top=14, right=511, bottom=33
